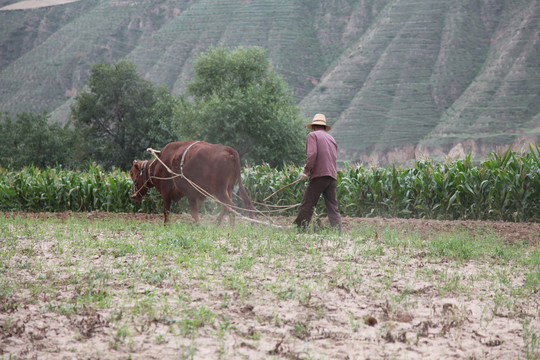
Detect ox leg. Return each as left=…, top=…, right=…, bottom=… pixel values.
left=227, top=188, right=236, bottom=226
left=216, top=192, right=235, bottom=226
left=197, top=199, right=205, bottom=220
left=216, top=206, right=229, bottom=225
left=228, top=206, right=235, bottom=227
left=163, top=198, right=172, bottom=224
left=188, top=197, right=200, bottom=224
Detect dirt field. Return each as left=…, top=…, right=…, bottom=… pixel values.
left=1, top=212, right=539, bottom=359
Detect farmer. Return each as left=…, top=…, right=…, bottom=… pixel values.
left=294, top=113, right=342, bottom=232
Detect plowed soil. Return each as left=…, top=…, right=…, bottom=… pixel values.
left=1, top=212, right=539, bottom=359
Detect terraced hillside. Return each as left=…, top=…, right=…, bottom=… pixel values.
left=299, top=0, right=540, bottom=163
left=0, top=0, right=539, bottom=164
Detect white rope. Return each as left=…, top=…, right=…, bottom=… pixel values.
left=235, top=193, right=300, bottom=212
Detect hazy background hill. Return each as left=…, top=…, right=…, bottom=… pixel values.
left=1, top=0, right=539, bottom=165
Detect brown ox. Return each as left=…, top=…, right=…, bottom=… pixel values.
left=130, top=141, right=255, bottom=224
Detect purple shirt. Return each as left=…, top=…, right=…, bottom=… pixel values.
left=302, top=129, right=338, bottom=180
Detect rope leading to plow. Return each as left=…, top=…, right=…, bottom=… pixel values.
left=263, top=178, right=302, bottom=201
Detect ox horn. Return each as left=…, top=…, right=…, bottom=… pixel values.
left=147, top=147, right=161, bottom=155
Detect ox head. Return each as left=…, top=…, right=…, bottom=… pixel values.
left=130, top=160, right=152, bottom=201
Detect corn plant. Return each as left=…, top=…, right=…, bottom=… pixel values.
left=1, top=145, right=539, bottom=222
left=241, top=163, right=304, bottom=215
left=0, top=165, right=160, bottom=213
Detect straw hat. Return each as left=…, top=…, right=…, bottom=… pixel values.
left=306, top=113, right=331, bottom=131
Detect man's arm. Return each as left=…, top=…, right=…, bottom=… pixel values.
left=302, top=133, right=318, bottom=179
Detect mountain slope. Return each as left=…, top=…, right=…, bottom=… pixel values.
left=299, top=0, right=540, bottom=163
left=420, top=1, right=540, bottom=156
left=0, top=0, right=538, bottom=165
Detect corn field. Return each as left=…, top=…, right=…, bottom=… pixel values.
left=0, top=165, right=161, bottom=214
left=1, top=146, right=539, bottom=222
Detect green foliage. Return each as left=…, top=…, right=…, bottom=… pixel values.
left=1, top=146, right=538, bottom=222
left=176, top=46, right=306, bottom=167
left=427, top=232, right=484, bottom=261
left=70, top=60, right=177, bottom=170
left=0, top=112, right=74, bottom=169
left=146, top=86, right=180, bottom=148
left=240, top=146, right=540, bottom=222
left=0, top=164, right=159, bottom=213
left=240, top=163, right=304, bottom=215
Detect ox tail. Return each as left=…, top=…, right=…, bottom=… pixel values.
left=233, top=152, right=255, bottom=218
left=238, top=179, right=255, bottom=218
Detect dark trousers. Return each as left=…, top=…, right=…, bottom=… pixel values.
left=294, top=176, right=342, bottom=230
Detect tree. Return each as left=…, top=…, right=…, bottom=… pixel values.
left=0, top=111, right=73, bottom=169
left=70, top=60, right=177, bottom=170
left=147, top=86, right=180, bottom=147
left=176, top=46, right=306, bottom=167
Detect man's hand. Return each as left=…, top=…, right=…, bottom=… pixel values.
left=299, top=173, right=309, bottom=181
